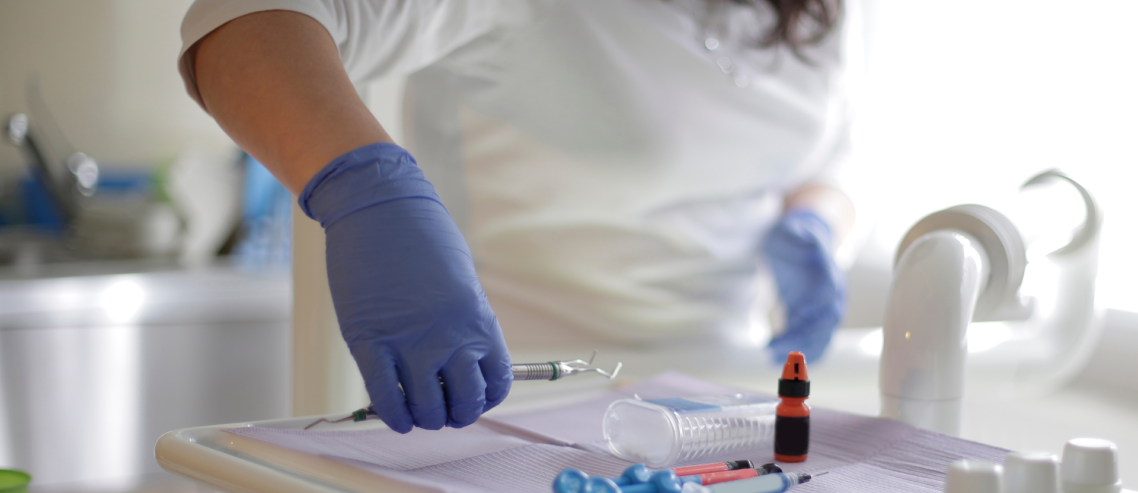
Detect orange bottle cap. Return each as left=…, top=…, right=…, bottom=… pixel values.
left=781, top=351, right=808, bottom=381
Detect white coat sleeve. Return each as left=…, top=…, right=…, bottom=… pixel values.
left=177, top=0, right=537, bottom=110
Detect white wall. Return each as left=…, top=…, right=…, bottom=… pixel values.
left=856, top=0, right=1138, bottom=312
left=0, top=0, right=232, bottom=173
left=3, top=0, right=1135, bottom=315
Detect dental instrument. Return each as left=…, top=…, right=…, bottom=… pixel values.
left=774, top=351, right=810, bottom=463
left=599, top=461, right=773, bottom=489
left=679, top=471, right=825, bottom=493
left=560, top=468, right=795, bottom=493
left=603, top=393, right=777, bottom=467
left=511, top=350, right=623, bottom=381
left=608, top=463, right=782, bottom=489
left=303, top=351, right=622, bottom=430
left=612, top=462, right=759, bottom=486
left=677, top=466, right=785, bottom=487
left=672, top=461, right=757, bottom=477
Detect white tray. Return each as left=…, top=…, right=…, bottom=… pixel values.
left=156, top=377, right=617, bottom=492
left=156, top=414, right=434, bottom=493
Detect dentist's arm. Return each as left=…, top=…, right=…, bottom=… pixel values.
left=193, top=10, right=389, bottom=192
left=784, top=183, right=855, bottom=246
left=193, top=10, right=513, bottom=432
left=763, top=183, right=854, bottom=362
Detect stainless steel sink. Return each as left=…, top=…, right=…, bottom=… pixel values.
left=0, top=265, right=292, bottom=489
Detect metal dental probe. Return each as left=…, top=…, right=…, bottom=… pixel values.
left=304, top=351, right=622, bottom=430
left=511, top=349, right=623, bottom=381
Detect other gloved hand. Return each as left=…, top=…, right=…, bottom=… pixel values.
left=300, top=142, right=512, bottom=433
left=762, top=208, right=846, bottom=363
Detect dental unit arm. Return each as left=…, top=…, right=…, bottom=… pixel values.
left=879, top=170, right=1102, bottom=435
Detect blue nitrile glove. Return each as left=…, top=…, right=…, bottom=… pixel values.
left=762, top=208, right=846, bottom=363
left=299, top=142, right=512, bottom=433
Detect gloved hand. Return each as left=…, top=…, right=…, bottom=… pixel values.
left=300, top=142, right=512, bottom=433
left=762, top=208, right=846, bottom=363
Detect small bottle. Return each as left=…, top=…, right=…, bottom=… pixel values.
left=603, top=394, right=778, bottom=468
left=774, top=351, right=810, bottom=463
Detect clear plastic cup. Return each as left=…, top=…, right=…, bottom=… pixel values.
left=603, top=394, right=778, bottom=467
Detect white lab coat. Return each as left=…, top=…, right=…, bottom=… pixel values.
left=180, top=0, right=857, bottom=345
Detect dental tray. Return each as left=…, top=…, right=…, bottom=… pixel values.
left=157, top=372, right=1130, bottom=492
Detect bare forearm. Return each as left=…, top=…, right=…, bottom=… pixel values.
left=785, top=183, right=855, bottom=246
left=193, top=10, right=393, bottom=194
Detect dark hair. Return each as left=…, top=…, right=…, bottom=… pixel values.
left=750, top=0, right=842, bottom=59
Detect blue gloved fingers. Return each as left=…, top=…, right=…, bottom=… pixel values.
left=768, top=299, right=843, bottom=362
left=770, top=252, right=844, bottom=354
left=304, top=143, right=513, bottom=432
left=402, top=364, right=448, bottom=431
left=352, top=344, right=415, bottom=433
left=768, top=262, right=845, bottom=363
left=479, top=319, right=513, bottom=411
left=763, top=208, right=846, bottom=364
left=440, top=349, right=488, bottom=428
left=764, top=211, right=835, bottom=305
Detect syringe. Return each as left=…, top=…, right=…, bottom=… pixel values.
left=304, top=351, right=621, bottom=430
left=680, top=472, right=826, bottom=493
left=554, top=469, right=824, bottom=493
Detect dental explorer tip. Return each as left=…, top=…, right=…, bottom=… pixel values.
left=608, top=361, right=623, bottom=379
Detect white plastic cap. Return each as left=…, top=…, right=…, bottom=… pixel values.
left=944, top=459, right=1003, bottom=493
left=1005, top=451, right=1059, bottom=493
left=1062, top=438, right=1121, bottom=493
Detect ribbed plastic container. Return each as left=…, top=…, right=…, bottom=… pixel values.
left=603, top=394, right=778, bottom=467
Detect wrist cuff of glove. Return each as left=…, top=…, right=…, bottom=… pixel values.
left=298, top=142, right=444, bottom=228
left=782, top=208, right=835, bottom=253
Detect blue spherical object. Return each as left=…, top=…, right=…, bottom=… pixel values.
left=553, top=469, right=589, bottom=493
left=651, top=470, right=683, bottom=493
left=586, top=477, right=622, bottom=493
left=620, top=464, right=652, bottom=485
